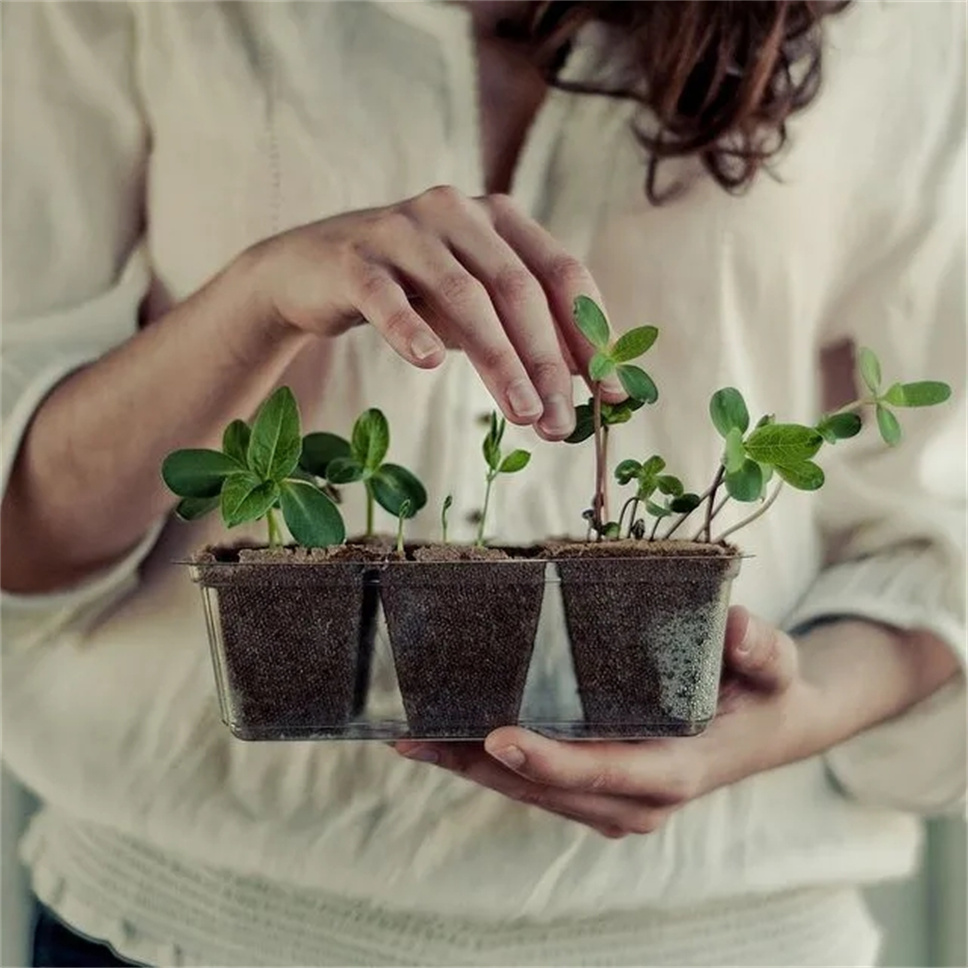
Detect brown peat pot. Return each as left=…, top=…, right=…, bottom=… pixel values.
left=190, top=547, right=376, bottom=740
left=379, top=546, right=546, bottom=738
left=552, top=541, right=742, bottom=737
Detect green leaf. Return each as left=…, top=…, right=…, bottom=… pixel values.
left=588, top=352, right=616, bottom=382
left=326, top=456, right=365, bottom=484
left=745, top=423, right=823, bottom=466
left=499, top=449, right=531, bottom=474
left=645, top=499, right=671, bottom=519
left=876, top=404, right=902, bottom=445
left=247, top=387, right=302, bottom=482
left=709, top=388, right=750, bottom=438
left=616, top=364, right=658, bottom=403
left=174, top=495, right=220, bottom=522
left=723, top=426, right=747, bottom=474
left=602, top=521, right=621, bottom=540
left=614, top=459, right=642, bottom=485
left=351, top=408, right=390, bottom=472
left=724, top=460, right=765, bottom=503
left=370, top=464, right=427, bottom=517
left=601, top=397, right=645, bottom=421
left=222, top=420, right=251, bottom=466
left=162, top=449, right=242, bottom=498
left=776, top=460, right=825, bottom=491
left=882, top=381, right=952, bottom=408
left=816, top=412, right=862, bottom=444
left=611, top=325, right=658, bottom=363
left=483, top=435, right=501, bottom=471
left=300, top=432, right=352, bottom=478
left=656, top=474, right=683, bottom=496
left=858, top=347, right=882, bottom=394
left=754, top=413, right=776, bottom=429
left=758, top=461, right=774, bottom=485
left=573, top=295, right=610, bottom=350
left=220, top=473, right=280, bottom=528
left=641, top=455, right=666, bottom=478
left=670, top=493, right=701, bottom=513
left=565, top=404, right=594, bottom=444
left=278, top=480, right=345, bottom=547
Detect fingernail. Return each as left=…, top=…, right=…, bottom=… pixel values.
left=400, top=745, right=439, bottom=764
left=489, top=744, right=526, bottom=770
left=507, top=380, right=543, bottom=419
left=411, top=332, right=443, bottom=361
left=538, top=394, right=574, bottom=436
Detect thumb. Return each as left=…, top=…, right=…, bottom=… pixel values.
left=724, top=605, right=799, bottom=692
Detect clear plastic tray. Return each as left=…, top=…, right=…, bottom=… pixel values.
left=188, top=554, right=741, bottom=741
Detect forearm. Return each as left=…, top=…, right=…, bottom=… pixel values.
left=797, top=618, right=962, bottom=752
left=1, top=250, right=311, bottom=593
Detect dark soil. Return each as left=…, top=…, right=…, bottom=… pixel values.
left=192, top=548, right=371, bottom=738
left=554, top=546, right=742, bottom=736
left=380, top=545, right=546, bottom=738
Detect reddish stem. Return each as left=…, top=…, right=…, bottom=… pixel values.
left=592, top=385, right=609, bottom=533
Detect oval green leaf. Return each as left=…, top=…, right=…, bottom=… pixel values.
left=300, top=432, right=352, bottom=478
left=601, top=397, right=645, bottom=422
left=371, top=463, right=428, bottom=517
left=669, top=493, right=702, bottom=514
left=565, top=404, right=594, bottom=444
left=499, top=449, right=531, bottom=474
left=723, top=426, right=747, bottom=474
left=351, top=408, right=390, bottom=471
left=876, top=404, right=902, bottom=445
left=775, top=460, right=825, bottom=491
left=614, top=459, right=642, bottom=485
left=883, top=381, right=952, bottom=408
left=745, top=423, right=823, bottom=466
left=816, top=412, right=862, bottom=443
left=247, top=387, right=302, bottom=482
left=220, top=473, right=280, bottom=528
left=724, top=459, right=765, bottom=503
left=326, top=456, right=365, bottom=484
left=222, top=420, right=251, bottom=466
left=588, top=352, right=616, bottom=382
left=709, top=387, right=750, bottom=438
left=656, top=474, right=683, bottom=496
left=858, top=347, right=882, bottom=394
left=616, top=364, right=658, bottom=403
left=612, top=325, right=658, bottom=363
left=645, top=499, right=671, bottom=519
left=174, top=495, right=220, bottom=522
left=573, top=295, right=610, bottom=350
left=162, top=449, right=242, bottom=498
left=279, top=480, right=346, bottom=547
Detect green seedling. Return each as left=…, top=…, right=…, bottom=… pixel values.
left=162, top=387, right=345, bottom=548
left=614, top=455, right=701, bottom=540
left=300, top=409, right=427, bottom=537
left=567, top=295, right=659, bottom=535
left=441, top=494, right=453, bottom=545
left=657, top=346, right=951, bottom=543
left=478, top=412, right=530, bottom=547
left=396, top=500, right=412, bottom=556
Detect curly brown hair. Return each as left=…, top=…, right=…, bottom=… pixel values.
left=500, top=0, right=851, bottom=202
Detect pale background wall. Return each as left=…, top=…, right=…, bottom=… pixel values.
left=2, top=767, right=965, bottom=968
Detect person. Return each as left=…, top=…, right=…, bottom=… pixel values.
left=2, top=1, right=965, bottom=965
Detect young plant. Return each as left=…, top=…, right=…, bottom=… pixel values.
left=568, top=295, right=659, bottom=536
left=300, top=409, right=427, bottom=537
left=162, top=387, right=345, bottom=548
left=478, top=413, right=530, bottom=547
left=396, top=500, right=412, bottom=556
left=440, top=494, right=453, bottom=545
left=614, top=455, right=701, bottom=540
left=660, top=346, right=952, bottom=544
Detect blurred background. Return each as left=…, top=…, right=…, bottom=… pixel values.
left=2, top=767, right=965, bottom=967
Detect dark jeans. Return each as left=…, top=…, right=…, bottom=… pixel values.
left=32, top=903, right=141, bottom=968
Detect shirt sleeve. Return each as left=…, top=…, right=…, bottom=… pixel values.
left=786, top=9, right=966, bottom=815
left=1, top=2, right=163, bottom=654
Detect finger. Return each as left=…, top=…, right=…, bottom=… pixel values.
left=431, top=208, right=576, bottom=439
left=376, top=218, right=545, bottom=427
left=480, top=727, right=704, bottom=804
left=394, top=741, right=672, bottom=836
left=724, top=606, right=799, bottom=692
left=351, top=265, right=446, bottom=369
left=483, top=194, right=626, bottom=403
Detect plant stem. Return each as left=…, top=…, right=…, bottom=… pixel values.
left=702, top=465, right=726, bottom=542
left=396, top=514, right=406, bottom=556
left=616, top=496, right=637, bottom=538
left=661, top=481, right=715, bottom=541
left=827, top=397, right=871, bottom=418
left=715, top=481, right=784, bottom=543
left=365, top=484, right=375, bottom=538
left=592, top=385, right=607, bottom=534
left=266, top=508, right=282, bottom=548
left=649, top=514, right=664, bottom=541
left=690, top=492, right=730, bottom=541
left=476, top=472, right=495, bottom=547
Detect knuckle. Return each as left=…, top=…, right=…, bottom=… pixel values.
left=420, top=184, right=466, bottom=211
left=546, top=255, right=590, bottom=291
left=627, top=811, right=661, bottom=836
left=530, top=355, right=569, bottom=392
left=373, top=209, right=415, bottom=240
left=484, top=192, right=517, bottom=218
left=579, top=768, right=622, bottom=794
left=492, top=265, right=538, bottom=307
left=476, top=345, right=519, bottom=378
left=437, top=271, right=480, bottom=306
left=353, top=263, right=391, bottom=302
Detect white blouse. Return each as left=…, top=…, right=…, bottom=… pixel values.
left=1, top=0, right=965, bottom=953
